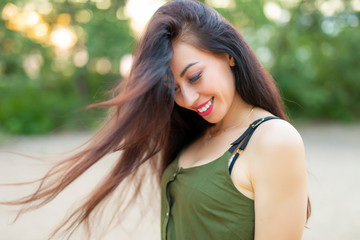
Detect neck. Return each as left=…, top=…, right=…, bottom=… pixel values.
left=212, top=94, right=254, bottom=133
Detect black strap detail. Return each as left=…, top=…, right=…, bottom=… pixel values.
left=228, top=116, right=280, bottom=174
left=228, top=150, right=241, bottom=175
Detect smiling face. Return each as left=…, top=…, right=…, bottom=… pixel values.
left=170, top=41, right=241, bottom=124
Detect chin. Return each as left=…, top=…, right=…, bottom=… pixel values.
left=203, top=113, right=224, bottom=124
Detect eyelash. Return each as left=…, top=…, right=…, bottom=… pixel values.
left=174, top=72, right=202, bottom=92
left=189, top=72, right=202, bottom=83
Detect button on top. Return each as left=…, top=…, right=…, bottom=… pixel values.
left=166, top=211, right=169, bottom=216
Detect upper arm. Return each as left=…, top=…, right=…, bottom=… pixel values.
left=251, top=120, right=308, bottom=240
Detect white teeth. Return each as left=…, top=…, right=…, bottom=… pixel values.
left=197, top=98, right=213, bottom=113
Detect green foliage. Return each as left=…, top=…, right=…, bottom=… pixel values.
left=0, top=0, right=359, bottom=135
left=0, top=0, right=133, bottom=134
left=221, top=0, right=360, bottom=121
left=267, top=1, right=360, bottom=121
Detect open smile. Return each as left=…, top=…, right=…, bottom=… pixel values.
left=194, top=97, right=214, bottom=116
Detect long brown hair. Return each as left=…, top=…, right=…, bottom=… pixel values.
left=2, top=0, right=309, bottom=238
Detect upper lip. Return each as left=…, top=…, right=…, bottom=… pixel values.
left=193, top=97, right=212, bottom=110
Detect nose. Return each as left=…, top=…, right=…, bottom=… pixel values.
left=180, top=84, right=199, bottom=108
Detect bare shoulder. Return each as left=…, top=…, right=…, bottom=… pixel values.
left=248, top=118, right=306, bottom=184
left=251, top=118, right=304, bottom=156
left=247, top=118, right=308, bottom=238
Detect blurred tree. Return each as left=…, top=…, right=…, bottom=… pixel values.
left=266, top=0, right=360, bottom=121
left=0, top=0, right=359, bottom=135
left=0, top=0, right=134, bottom=134
left=217, top=0, right=360, bottom=121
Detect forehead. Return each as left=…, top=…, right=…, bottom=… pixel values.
left=170, top=42, right=210, bottom=73
left=170, top=41, right=228, bottom=75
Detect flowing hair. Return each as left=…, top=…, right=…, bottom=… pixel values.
left=2, top=0, right=310, bottom=238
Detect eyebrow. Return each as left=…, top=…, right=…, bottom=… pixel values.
left=180, top=62, right=199, bottom=77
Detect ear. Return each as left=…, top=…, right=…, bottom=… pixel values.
left=228, top=55, right=235, bottom=67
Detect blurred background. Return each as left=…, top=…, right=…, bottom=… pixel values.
left=0, top=0, right=359, bottom=239
left=1, top=0, right=360, bottom=136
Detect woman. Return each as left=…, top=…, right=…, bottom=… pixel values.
left=4, top=0, right=310, bottom=239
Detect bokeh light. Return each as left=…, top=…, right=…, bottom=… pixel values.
left=1, top=3, right=19, bottom=21
left=24, top=11, right=40, bottom=26
left=120, top=54, right=133, bottom=78
left=73, top=49, right=89, bottom=68
left=2, top=3, right=53, bottom=44
left=75, top=9, right=92, bottom=23
left=56, top=13, right=72, bottom=26
left=69, top=0, right=87, bottom=3
left=50, top=27, right=78, bottom=50
left=352, top=0, right=360, bottom=11
left=36, top=1, right=53, bottom=15
left=205, top=0, right=235, bottom=9
left=256, top=46, right=273, bottom=67
left=22, top=52, right=44, bottom=79
left=316, top=0, right=344, bottom=16
left=1, top=0, right=360, bottom=138
left=263, top=2, right=291, bottom=24
left=33, top=23, right=49, bottom=38
left=96, top=57, right=112, bottom=75
left=124, top=0, right=165, bottom=36
left=95, top=0, right=112, bottom=10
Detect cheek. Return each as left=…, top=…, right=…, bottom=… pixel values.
left=211, top=72, right=236, bottom=104
left=208, top=73, right=234, bottom=96
left=220, top=66, right=236, bottom=90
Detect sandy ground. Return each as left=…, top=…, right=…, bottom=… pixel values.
left=0, top=122, right=359, bottom=240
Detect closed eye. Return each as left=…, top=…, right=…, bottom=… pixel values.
left=189, top=72, right=202, bottom=83
left=174, top=72, right=202, bottom=92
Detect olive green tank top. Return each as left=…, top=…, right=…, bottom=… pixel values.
left=160, top=117, right=279, bottom=240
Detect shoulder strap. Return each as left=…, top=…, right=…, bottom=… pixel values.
left=228, top=116, right=280, bottom=175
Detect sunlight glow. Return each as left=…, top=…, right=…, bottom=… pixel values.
left=2, top=3, right=19, bottom=20
left=12, top=14, right=27, bottom=31
left=124, top=0, right=165, bottom=36
left=56, top=13, right=72, bottom=26
left=205, top=0, right=235, bottom=9
left=25, top=11, right=40, bottom=26
left=316, top=0, right=344, bottom=16
left=50, top=27, right=78, bottom=50
left=2, top=3, right=51, bottom=42
left=263, top=2, right=291, bottom=24
left=120, top=54, right=133, bottom=78
left=34, top=23, right=49, bottom=38
left=27, top=22, right=49, bottom=40
left=351, top=0, right=360, bottom=11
